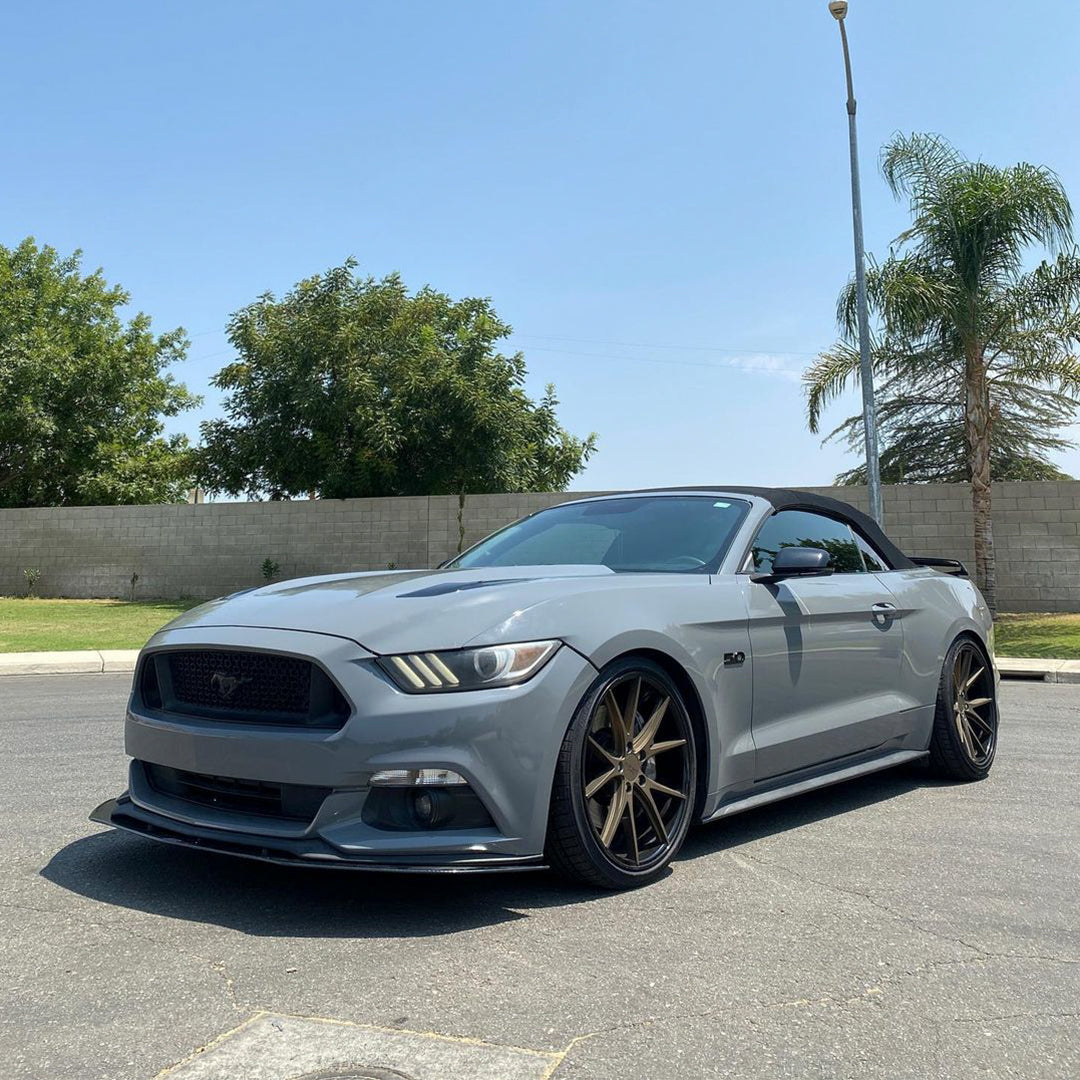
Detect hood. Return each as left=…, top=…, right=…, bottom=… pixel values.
left=158, top=565, right=629, bottom=654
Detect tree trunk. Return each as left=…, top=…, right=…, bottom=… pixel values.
left=457, top=488, right=467, bottom=553
left=965, top=349, right=996, bottom=614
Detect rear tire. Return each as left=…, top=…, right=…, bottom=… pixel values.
left=546, top=657, right=697, bottom=890
left=928, top=637, right=998, bottom=781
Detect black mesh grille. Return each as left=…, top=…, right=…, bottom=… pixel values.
left=139, top=649, right=349, bottom=729
left=168, top=650, right=311, bottom=714
left=143, top=762, right=330, bottom=822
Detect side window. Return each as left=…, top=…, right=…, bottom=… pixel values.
left=748, top=510, right=866, bottom=575
left=854, top=532, right=889, bottom=572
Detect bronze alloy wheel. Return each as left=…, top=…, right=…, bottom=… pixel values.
left=929, top=636, right=999, bottom=781
left=546, top=658, right=698, bottom=888
left=950, top=640, right=996, bottom=767
left=582, top=672, right=693, bottom=870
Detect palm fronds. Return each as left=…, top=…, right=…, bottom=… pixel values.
left=808, top=133, right=1080, bottom=532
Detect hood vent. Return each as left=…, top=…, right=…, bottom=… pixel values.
left=397, top=577, right=531, bottom=598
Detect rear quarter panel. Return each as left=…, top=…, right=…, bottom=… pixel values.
left=875, top=567, right=995, bottom=722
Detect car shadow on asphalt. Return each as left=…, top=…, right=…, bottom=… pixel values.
left=677, top=764, right=935, bottom=863
left=41, top=766, right=939, bottom=938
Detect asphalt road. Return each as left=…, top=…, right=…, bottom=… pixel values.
left=1, top=675, right=1077, bottom=1080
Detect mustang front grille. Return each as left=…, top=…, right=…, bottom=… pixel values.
left=138, top=649, right=349, bottom=729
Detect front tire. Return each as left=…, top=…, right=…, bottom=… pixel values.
left=546, top=657, right=697, bottom=889
left=928, top=637, right=999, bottom=781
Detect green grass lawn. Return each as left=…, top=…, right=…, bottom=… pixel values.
left=0, top=597, right=201, bottom=652
left=994, top=612, right=1080, bottom=660
left=1, top=597, right=1078, bottom=659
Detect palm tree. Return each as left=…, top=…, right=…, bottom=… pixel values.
left=806, top=133, right=1080, bottom=612
left=817, top=340, right=1077, bottom=485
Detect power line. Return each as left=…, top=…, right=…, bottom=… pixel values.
left=511, top=332, right=820, bottom=358
left=523, top=345, right=805, bottom=378
left=179, top=330, right=815, bottom=377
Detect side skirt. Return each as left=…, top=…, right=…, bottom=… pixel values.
left=700, top=749, right=929, bottom=824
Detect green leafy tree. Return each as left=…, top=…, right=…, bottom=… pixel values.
left=0, top=238, right=199, bottom=507
left=805, top=134, right=1080, bottom=611
left=198, top=260, right=597, bottom=500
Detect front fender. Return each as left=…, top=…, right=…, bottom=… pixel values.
left=474, top=575, right=755, bottom=807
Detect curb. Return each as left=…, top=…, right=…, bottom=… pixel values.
left=1, top=650, right=1079, bottom=683
left=994, top=657, right=1080, bottom=684
left=0, top=649, right=140, bottom=677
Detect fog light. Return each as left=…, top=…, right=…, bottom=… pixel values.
left=370, top=768, right=467, bottom=787
left=362, top=782, right=494, bottom=832
left=413, top=790, right=440, bottom=826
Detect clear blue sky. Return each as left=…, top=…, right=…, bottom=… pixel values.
left=6, top=0, right=1080, bottom=490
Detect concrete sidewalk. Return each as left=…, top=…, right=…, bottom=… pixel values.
left=994, top=656, right=1080, bottom=683
left=0, top=649, right=140, bottom=677
left=1, top=648, right=1079, bottom=682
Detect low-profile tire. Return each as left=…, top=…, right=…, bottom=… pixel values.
left=928, top=636, right=999, bottom=781
left=546, top=656, right=697, bottom=890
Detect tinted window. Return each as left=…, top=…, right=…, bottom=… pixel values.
left=854, top=532, right=889, bottom=572
left=451, top=496, right=750, bottom=573
left=748, top=510, right=865, bottom=575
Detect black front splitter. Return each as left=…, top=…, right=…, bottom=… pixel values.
left=89, top=795, right=547, bottom=875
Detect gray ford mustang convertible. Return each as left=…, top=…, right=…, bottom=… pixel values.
left=92, top=487, right=999, bottom=889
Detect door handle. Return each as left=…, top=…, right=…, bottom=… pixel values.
left=871, top=602, right=898, bottom=624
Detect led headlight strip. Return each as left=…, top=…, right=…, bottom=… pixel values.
left=377, top=640, right=560, bottom=693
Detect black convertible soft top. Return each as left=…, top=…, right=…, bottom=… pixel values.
left=628, top=486, right=915, bottom=571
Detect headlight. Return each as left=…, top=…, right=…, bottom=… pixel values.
left=377, top=640, right=560, bottom=693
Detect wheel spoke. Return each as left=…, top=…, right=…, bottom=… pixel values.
left=646, top=738, right=687, bottom=758
left=965, top=715, right=988, bottom=755
left=956, top=648, right=972, bottom=690
left=599, top=786, right=628, bottom=847
left=955, top=708, right=972, bottom=755
left=605, top=689, right=629, bottom=750
left=964, top=713, right=986, bottom=757
left=965, top=666, right=986, bottom=691
left=633, top=696, right=670, bottom=754
left=966, top=696, right=991, bottom=709
left=585, top=766, right=619, bottom=799
left=644, top=776, right=686, bottom=801
left=967, top=709, right=994, bottom=735
left=636, top=785, right=668, bottom=844
left=625, top=795, right=640, bottom=863
left=965, top=715, right=981, bottom=755
left=623, top=677, right=641, bottom=740
left=587, top=736, right=620, bottom=768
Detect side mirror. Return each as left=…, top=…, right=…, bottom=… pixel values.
left=753, top=547, right=833, bottom=584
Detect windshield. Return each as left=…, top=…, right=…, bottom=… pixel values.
left=449, top=495, right=751, bottom=574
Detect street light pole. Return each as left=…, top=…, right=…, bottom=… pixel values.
left=828, top=0, right=883, bottom=524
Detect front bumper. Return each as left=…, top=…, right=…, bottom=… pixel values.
left=92, top=624, right=597, bottom=869
left=89, top=795, right=546, bottom=872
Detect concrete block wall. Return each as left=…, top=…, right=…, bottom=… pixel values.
left=0, top=481, right=1077, bottom=611
left=801, top=481, right=1080, bottom=613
